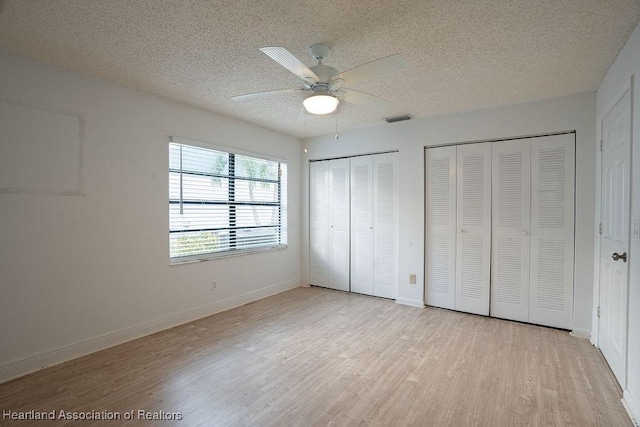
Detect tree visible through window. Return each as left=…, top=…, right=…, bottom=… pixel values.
left=169, top=140, right=287, bottom=262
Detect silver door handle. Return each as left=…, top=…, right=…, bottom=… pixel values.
left=612, top=252, right=627, bottom=262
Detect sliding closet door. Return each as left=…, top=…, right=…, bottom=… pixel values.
left=373, top=153, right=398, bottom=299
left=350, top=156, right=374, bottom=295
left=455, top=143, right=491, bottom=315
left=491, top=140, right=531, bottom=322
left=328, top=158, right=351, bottom=291
left=309, top=161, right=330, bottom=287
left=529, top=134, right=575, bottom=329
left=425, top=146, right=457, bottom=310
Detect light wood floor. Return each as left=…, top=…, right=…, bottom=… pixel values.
left=0, top=287, right=631, bottom=426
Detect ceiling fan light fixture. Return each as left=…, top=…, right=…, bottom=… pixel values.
left=303, top=94, right=339, bottom=115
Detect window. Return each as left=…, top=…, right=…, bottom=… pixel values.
left=169, top=138, right=287, bottom=263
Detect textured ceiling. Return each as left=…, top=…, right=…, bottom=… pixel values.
left=0, top=0, right=638, bottom=138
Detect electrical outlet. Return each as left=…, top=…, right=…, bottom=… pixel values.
left=211, top=281, right=217, bottom=291
left=409, top=274, right=417, bottom=284
left=633, top=220, right=640, bottom=240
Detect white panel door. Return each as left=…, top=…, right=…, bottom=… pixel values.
left=373, top=153, right=399, bottom=299
left=350, top=155, right=374, bottom=295
left=491, top=140, right=531, bottom=322
left=599, top=89, right=631, bottom=387
left=529, top=134, right=575, bottom=329
left=425, top=146, right=457, bottom=309
left=309, top=161, right=329, bottom=287
left=328, top=158, right=351, bottom=291
left=455, top=143, right=491, bottom=315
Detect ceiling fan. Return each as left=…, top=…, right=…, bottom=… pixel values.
left=231, top=43, right=408, bottom=115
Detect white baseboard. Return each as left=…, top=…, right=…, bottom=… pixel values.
left=395, top=297, right=425, bottom=308
left=624, top=389, right=640, bottom=426
left=0, top=279, right=300, bottom=384
left=569, top=328, right=591, bottom=339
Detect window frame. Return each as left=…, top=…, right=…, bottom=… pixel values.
left=169, top=136, right=288, bottom=265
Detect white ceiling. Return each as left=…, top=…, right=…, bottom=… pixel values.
left=0, top=0, right=638, bottom=138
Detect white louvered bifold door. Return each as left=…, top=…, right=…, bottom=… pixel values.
left=350, top=155, right=374, bottom=295
left=373, top=153, right=399, bottom=299
left=309, top=161, right=330, bottom=287
left=455, top=143, right=491, bottom=315
left=491, top=140, right=531, bottom=322
left=425, top=146, right=457, bottom=309
left=529, top=134, right=575, bottom=329
left=328, top=158, right=351, bottom=292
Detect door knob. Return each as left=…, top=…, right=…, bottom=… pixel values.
left=612, top=252, right=627, bottom=262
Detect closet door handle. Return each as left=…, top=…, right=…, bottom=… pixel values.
left=612, top=252, right=627, bottom=262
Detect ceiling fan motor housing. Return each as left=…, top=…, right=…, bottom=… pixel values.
left=310, top=64, right=338, bottom=84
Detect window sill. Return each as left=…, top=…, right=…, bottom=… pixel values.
left=170, top=244, right=288, bottom=265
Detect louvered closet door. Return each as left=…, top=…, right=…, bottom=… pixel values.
left=491, top=140, right=531, bottom=322
left=425, top=146, right=456, bottom=309
left=373, top=152, right=399, bottom=299
left=529, top=134, right=575, bottom=329
left=350, top=155, right=374, bottom=295
left=455, top=143, right=491, bottom=315
left=309, top=161, right=330, bottom=287
left=328, top=158, right=351, bottom=292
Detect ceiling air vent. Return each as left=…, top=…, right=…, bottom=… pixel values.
left=383, top=114, right=413, bottom=124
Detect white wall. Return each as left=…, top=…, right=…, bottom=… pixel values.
left=0, top=51, right=302, bottom=382
left=302, top=92, right=596, bottom=335
left=597, top=22, right=640, bottom=422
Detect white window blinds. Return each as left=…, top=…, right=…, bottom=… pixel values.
left=169, top=140, right=287, bottom=262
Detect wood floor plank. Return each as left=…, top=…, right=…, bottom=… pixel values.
left=0, top=287, right=631, bottom=426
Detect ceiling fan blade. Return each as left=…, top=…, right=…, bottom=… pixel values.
left=260, top=47, right=319, bottom=83
left=337, top=54, right=408, bottom=84
left=340, top=89, right=394, bottom=111
left=231, top=87, right=305, bottom=102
